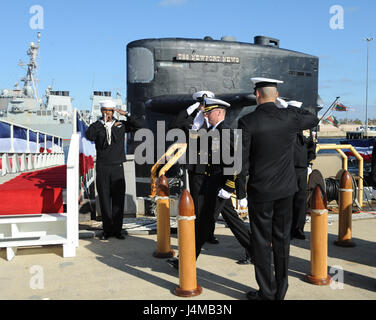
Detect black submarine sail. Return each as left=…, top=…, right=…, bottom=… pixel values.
left=126, top=35, right=319, bottom=196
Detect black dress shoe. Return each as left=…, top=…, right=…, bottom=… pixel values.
left=236, top=257, right=253, bottom=265
left=246, top=290, right=267, bottom=300
left=167, top=258, right=179, bottom=269
left=114, top=233, right=126, bottom=240
left=292, top=229, right=306, bottom=240
left=99, top=233, right=110, bottom=240
left=207, top=236, right=219, bottom=244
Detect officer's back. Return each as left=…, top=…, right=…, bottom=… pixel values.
left=242, top=103, right=317, bottom=201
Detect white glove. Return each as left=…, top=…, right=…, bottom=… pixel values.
left=238, top=198, right=248, bottom=208
left=307, top=166, right=312, bottom=176
left=205, top=117, right=210, bottom=128
left=217, top=188, right=232, bottom=199
left=186, top=102, right=200, bottom=115
left=192, top=110, right=205, bottom=130
left=312, top=131, right=317, bottom=142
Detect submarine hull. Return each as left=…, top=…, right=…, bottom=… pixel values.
left=126, top=36, right=319, bottom=196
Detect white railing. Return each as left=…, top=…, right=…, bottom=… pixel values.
left=65, top=132, right=80, bottom=252
left=0, top=119, right=65, bottom=176
left=0, top=131, right=80, bottom=261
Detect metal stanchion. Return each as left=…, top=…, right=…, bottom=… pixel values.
left=335, top=170, right=356, bottom=247
left=306, top=185, right=331, bottom=285
left=153, top=175, right=175, bottom=258
left=174, top=190, right=202, bottom=297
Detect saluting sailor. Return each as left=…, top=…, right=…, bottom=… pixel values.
left=194, top=97, right=253, bottom=263
left=168, top=91, right=219, bottom=244
left=86, top=100, right=143, bottom=240
left=238, top=78, right=318, bottom=300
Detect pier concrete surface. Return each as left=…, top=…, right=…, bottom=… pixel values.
left=0, top=215, right=375, bottom=301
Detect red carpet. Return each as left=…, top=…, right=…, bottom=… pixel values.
left=0, top=165, right=66, bottom=215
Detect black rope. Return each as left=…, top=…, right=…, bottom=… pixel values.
left=325, top=177, right=340, bottom=202
left=322, top=174, right=375, bottom=211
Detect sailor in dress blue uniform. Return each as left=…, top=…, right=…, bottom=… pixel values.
left=238, top=78, right=318, bottom=300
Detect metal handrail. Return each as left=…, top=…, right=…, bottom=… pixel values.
left=150, top=143, right=187, bottom=197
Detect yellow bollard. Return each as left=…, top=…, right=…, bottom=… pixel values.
left=335, top=170, right=356, bottom=247
left=306, top=185, right=331, bottom=285
left=153, top=175, right=175, bottom=258
left=174, top=190, right=202, bottom=297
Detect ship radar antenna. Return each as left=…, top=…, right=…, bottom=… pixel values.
left=17, top=33, right=42, bottom=109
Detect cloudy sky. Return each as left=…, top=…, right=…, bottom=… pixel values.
left=0, top=0, right=375, bottom=120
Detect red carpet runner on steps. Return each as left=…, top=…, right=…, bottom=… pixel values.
left=0, top=165, right=66, bottom=215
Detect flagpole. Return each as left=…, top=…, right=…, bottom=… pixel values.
left=364, top=37, right=373, bottom=137
left=319, top=96, right=340, bottom=123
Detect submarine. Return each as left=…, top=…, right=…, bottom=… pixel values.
left=126, top=35, right=320, bottom=196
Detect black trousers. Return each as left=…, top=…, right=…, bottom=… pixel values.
left=96, top=163, right=125, bottom=236
left=188, top=171, right=216, bottom=240
left=188, top=171, right=205, bottom=220
left=195, top=175, right=253, bottom=259
left=291, top=168, right=308, bottom=234
left=249, top=195, right=293, bottom=300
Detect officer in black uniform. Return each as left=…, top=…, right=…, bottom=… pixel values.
left=195, top=97, right=253, bottom=262
left=86, top=100, right=143, bottom=240
left=168, top=91, right=219, bottom=244
left=238, top=78, right=318, bottom=300
left=287, top=101, right=317, bottom=240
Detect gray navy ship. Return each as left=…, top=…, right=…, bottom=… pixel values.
left=0, top=33, right=125, bottom=140
left=0, top=33, right=75, bottom=140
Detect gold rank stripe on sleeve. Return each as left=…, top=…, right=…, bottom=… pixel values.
left=225, top=180, right=235, bottom=189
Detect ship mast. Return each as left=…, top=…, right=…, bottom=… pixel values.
left=18, top=32, right=41, bottom=108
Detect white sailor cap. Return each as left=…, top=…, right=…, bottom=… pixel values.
left=251, top=77, right=284, bottom=94
left=99, top=100, right=116, bottom=110
left=275, top=97, right=288, bottom=109
left=287, top=100, right=303, bottom=108
left=203, top=97, right=230, bottom=113
left=192, top=90, right=215, bottom=100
